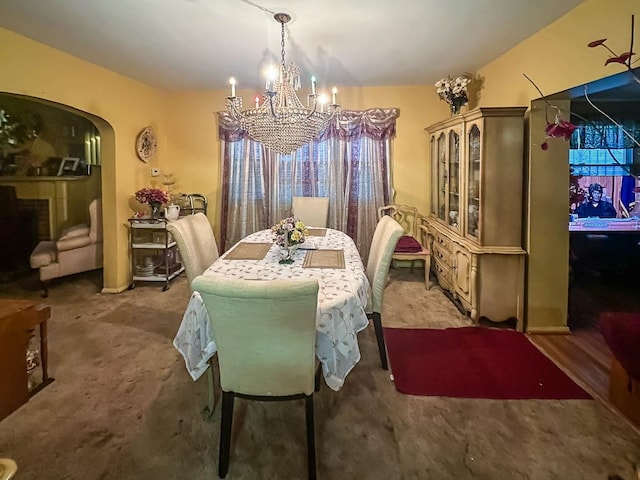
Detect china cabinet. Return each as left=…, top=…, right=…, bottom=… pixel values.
left=425, top=107, right=527, bottom=329
left=128, top=218, right=184, bottom=291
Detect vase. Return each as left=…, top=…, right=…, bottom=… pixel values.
left=278, top=244, right=299, bottom=264
left=150, top=202, right=162, bottom=219
left=450, top=97, right=467, bottom=115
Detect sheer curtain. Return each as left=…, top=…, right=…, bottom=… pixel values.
left=218, top=108, right=399, bottom=260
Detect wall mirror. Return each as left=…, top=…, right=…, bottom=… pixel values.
left=0, top=93, right=101, bottom=177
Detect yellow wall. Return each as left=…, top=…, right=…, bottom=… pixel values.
left=164, top=86, right=444, bottom=243
left=0, top=27, right=168, bottom=292
left=476, top=0, right=639, bottom=331
left=2, top=0, right=633, bottom=300
left=1, top=26, right=445, bottom=292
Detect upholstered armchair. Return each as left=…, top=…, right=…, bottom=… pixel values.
left=29, top=198, right=103, bottom=297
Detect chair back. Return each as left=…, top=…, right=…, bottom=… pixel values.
left=166, top=213, right=219, bottom=290
left=292, top=197, right=330, bottom=227
left=378, top=204, right=419, bottom=238
left=366, top=217, right=404, bottom=313
left=192, top=276, right=319, bottom=396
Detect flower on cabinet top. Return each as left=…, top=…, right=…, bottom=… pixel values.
left=435, top=75, right=471, bottom=107
left=135, top=187, right=169, bottom=205
left=271, top=217, right=309, bottom=248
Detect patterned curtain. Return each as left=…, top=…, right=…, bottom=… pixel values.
left=218, top=108, right=399, bottom=261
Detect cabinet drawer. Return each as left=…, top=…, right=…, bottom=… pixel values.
left=433, top=258, right=453, bottom=290
left=433, top=232, right=452, bottom=253
left=432, top=242, right=453, bottom=268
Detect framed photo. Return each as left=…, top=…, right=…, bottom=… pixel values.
left=57, top=157, right=80, bottom=176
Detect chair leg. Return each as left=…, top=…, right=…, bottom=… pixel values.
left=40, top=280, right=49, bottom=298
left=369, top=312, right=388, bottom=370
left=314, top=366, right=321, bottom=393
left=205, top=363, right=215, bottom=417
left=305, top=395, right=316, bottom=480
left=219, top=391, right=234, bottom=479
left=424, top=255, right=432, bottom=290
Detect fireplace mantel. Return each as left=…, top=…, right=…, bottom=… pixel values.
left=0, top=176, right=98, bottom=239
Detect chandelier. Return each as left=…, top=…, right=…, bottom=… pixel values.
left=225, top=12, right=340, bottom=154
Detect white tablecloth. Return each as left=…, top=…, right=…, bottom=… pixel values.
left=173, top=228, right=371, bottom=391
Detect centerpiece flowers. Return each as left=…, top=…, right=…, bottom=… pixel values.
left=135, top=187, right=170, bottom=218
left=435, top=75, right=471, bottom=115
left=271, top=217, right=309, bottom=264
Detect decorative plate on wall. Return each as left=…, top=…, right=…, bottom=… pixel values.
left=135, top=126, right=157, bottom=162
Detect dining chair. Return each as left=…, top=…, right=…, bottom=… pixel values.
left=166, top=212, right=219, bottom=416
left=292, top=196, right=330, bottom=227
left=378, top=204, right=431, bottom=289
left=366, top=216, right=404, bottom=370
left=192, top=276, right=321, bottom=480
left=166, top=212, right=219, bottom=289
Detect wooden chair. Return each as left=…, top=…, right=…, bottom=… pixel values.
left=292, top=197, right=330, bottom=227
left=166, top=213, right=219, bottom=416
left=192, top=276, right=321, bottom=480
left=378, top=204, right=431, bottom=289
left=365, top=216, right=404, bottom=370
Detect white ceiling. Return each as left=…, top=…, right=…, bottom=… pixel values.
left=0, top=0, right=584, bottom=91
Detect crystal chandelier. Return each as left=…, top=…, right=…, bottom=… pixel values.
left=225, top=12, right=340, bottom=155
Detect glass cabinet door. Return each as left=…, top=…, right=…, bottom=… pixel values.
left=466, top=124, right=481, bottom=239
left=447, top=130, right=460, bottom=231
left=430, top=136, right=437, bottom=217
left=437, top=132, right=446, bottom=221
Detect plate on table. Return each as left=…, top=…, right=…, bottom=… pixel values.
left=299, top=241, right=317, bottom=250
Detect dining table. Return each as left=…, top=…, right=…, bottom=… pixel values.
left=174, top=227, right=371, bottom=391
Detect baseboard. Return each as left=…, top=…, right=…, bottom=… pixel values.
left=101, top=285, right=129, bottom=294
left=525, top=326, right=571, bottom=334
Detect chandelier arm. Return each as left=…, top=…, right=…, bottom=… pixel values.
left=267, top=94, right=278, bottom=118
left=305, top=97, right=319, bottom=119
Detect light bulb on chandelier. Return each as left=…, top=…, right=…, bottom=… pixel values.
left=225, top=12, right=340, bottom=155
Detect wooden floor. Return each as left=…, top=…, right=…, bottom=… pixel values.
left=529, top=269, right=640, bottom=434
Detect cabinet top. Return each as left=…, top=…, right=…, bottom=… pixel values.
left=425, top=106, right=528, bottom=133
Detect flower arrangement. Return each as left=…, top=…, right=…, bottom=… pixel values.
left=435, top=75, right=471, bottom=114
left=271, top=217, right=308, bottom=248
left=135, top=188, right=169, bottom=205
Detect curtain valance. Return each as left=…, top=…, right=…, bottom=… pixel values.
left=218, top=108, right=400, bottom=143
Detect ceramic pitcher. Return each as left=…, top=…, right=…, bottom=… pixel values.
left=165, top=204, right=180, bottom=221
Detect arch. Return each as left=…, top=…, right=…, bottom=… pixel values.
left=0, top=91, right=116, bottom=291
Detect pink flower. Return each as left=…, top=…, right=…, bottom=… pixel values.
left=544, top=118, right=577, bottom=141
left=135, top=188, right=169, bottom=205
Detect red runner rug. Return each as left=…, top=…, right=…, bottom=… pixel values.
left=384, top=327, right=591, bottom=399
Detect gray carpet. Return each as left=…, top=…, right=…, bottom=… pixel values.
left=0, top=268, right=639, bottom=480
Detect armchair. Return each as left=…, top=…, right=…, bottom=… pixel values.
left=29, top=198, right=103, bottom=297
